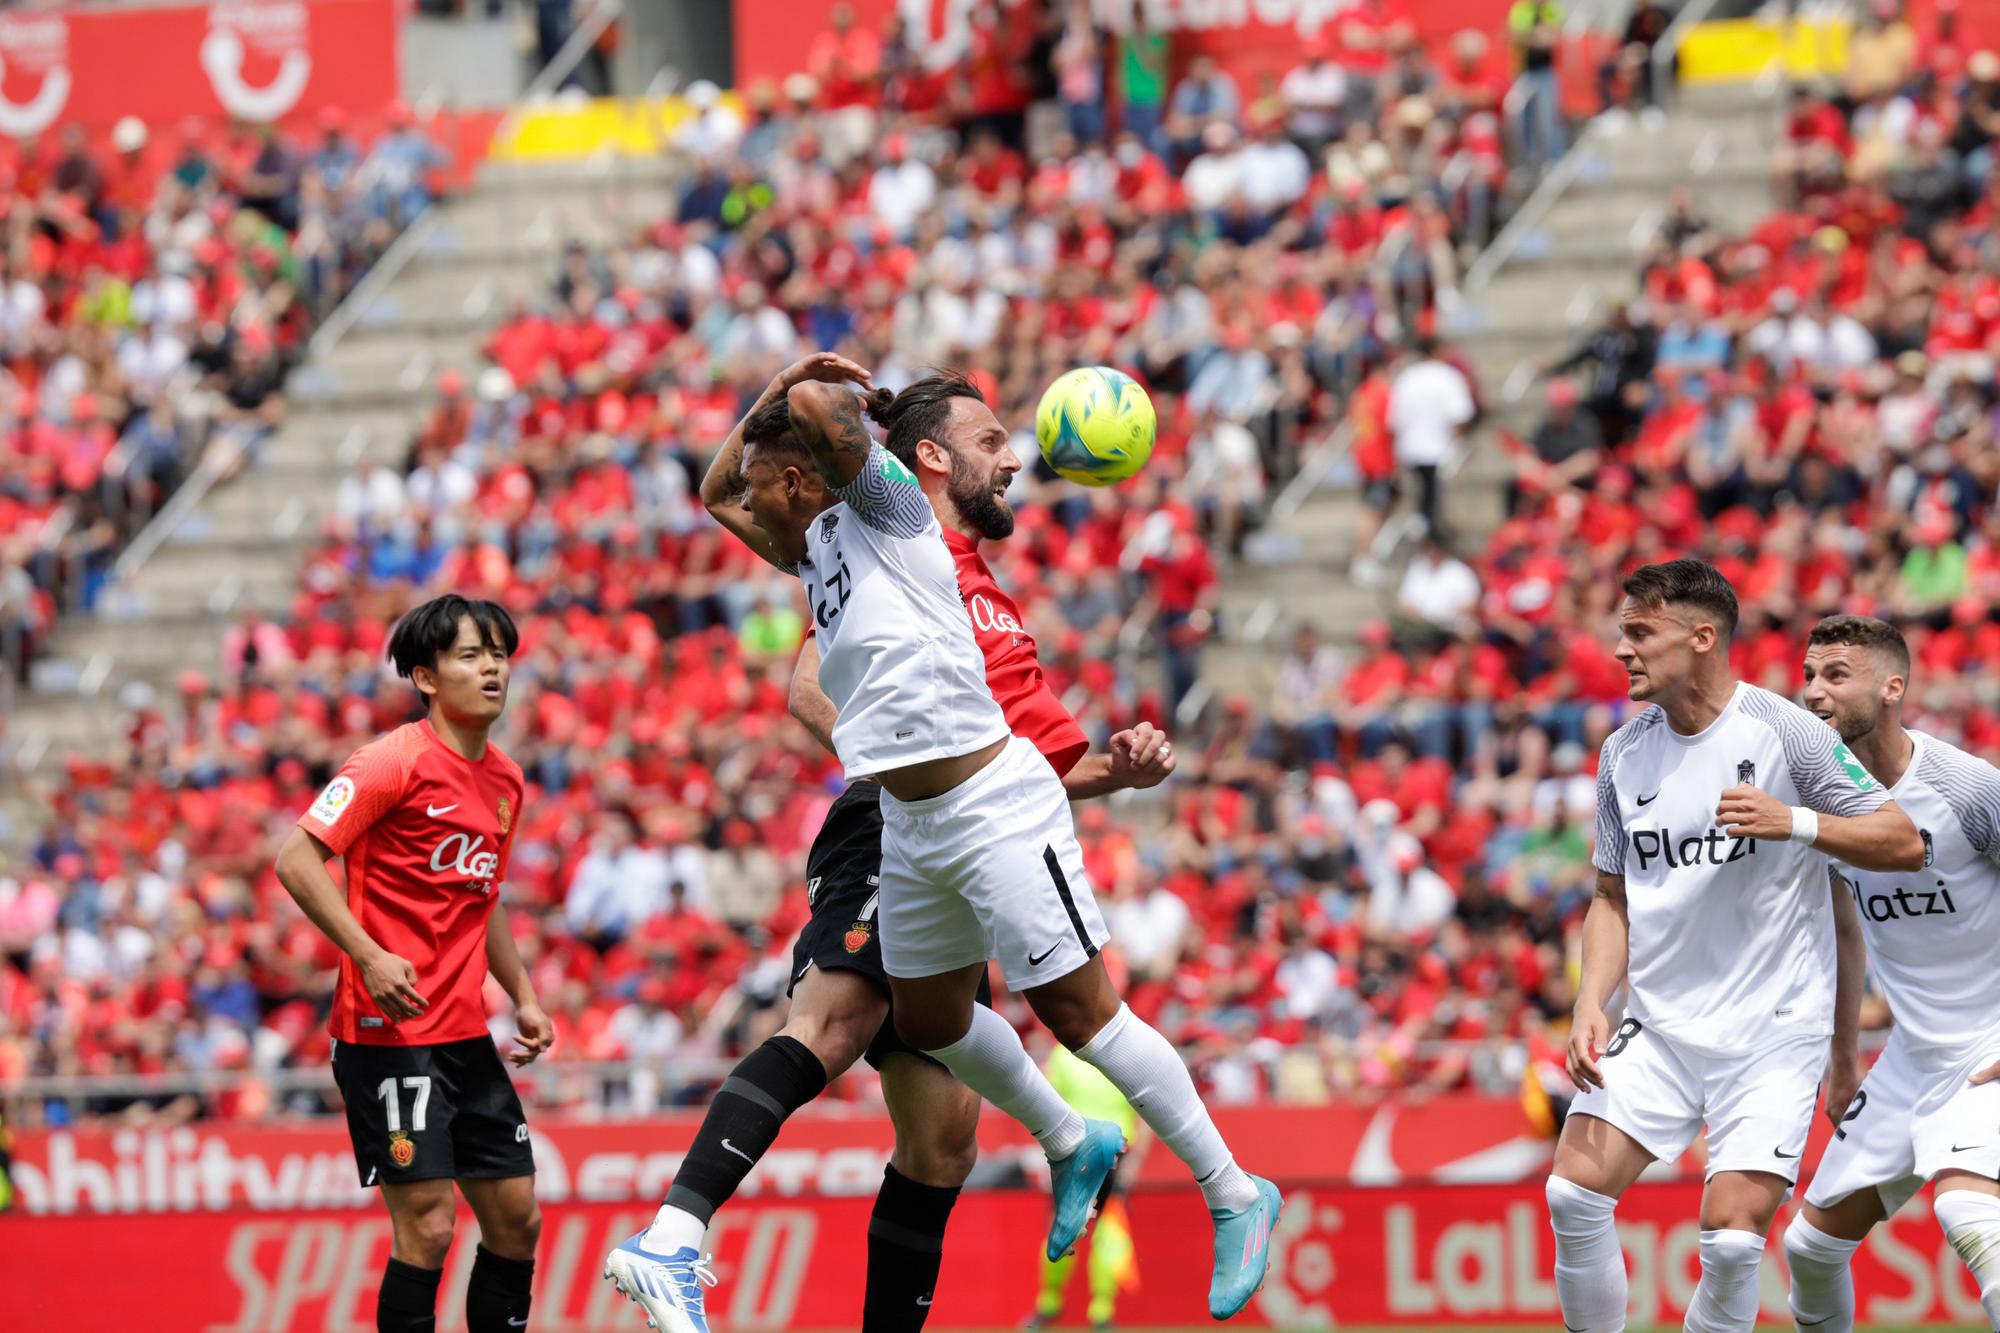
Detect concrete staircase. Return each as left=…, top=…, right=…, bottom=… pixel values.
left=12, top=157, right=681, bottom=763
left=1203, top=83, right=1781, bottom=703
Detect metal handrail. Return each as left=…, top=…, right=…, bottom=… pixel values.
left=1652, top=0, right=1730, bottom=102
left=0, top=1027, right=1899, bottom=1116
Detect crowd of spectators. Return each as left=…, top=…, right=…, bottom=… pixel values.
left=0, top=107, right=451, bottom=690
left=0, top=1, right=1668, bottom=1123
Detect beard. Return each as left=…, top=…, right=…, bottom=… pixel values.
left=949, top=452, right=1015, bottom=540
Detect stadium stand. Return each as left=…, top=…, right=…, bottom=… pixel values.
left=12, top=0, right=1995, bottom=1135
left=0, top=108, right=451, bottom=689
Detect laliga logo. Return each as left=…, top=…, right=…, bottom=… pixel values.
left=431, top=832, right=500, bottom=885
left=201, top=1, right=311, bottom=123
left=0, top=16, right=72, bottom=140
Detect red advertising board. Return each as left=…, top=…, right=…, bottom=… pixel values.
left=0, top=1097, right=1984, bottom=1325
left=0, top=0, right=399, bottom=140
left=730, top=0, right=1514, bottom=94
left=2, top=1182, right=1988, bottom=1328
left=1, top=1096, right=1556, bottom=1216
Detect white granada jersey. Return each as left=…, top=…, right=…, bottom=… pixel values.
left=791, top=441, right=1008, bottom=779
left=1593, top=682, right=1891, bottom=1053
left=1832, top=729, right=2000, bottom=1054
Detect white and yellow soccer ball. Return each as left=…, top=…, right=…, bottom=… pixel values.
left=1035, top=366, right=1157, bottom=486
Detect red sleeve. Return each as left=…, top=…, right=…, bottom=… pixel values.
left=297, top=741, right=410, bottom=855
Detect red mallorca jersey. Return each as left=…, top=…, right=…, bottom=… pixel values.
left=946, top=529, right=1091, bottom=777
left=298, top=719, right=526, bottom=1046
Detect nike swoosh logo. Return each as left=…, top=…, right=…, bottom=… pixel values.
left=1953, top=1143, right=1986, bottom=1153
left=916, top=1296, right=932, bottom=1306
left=509, top=1320, right=528, bottom=1328
left=1798, top=1315, right=1836, bottom=1327
left=427, top=803, right=459, bottom=817
left=1773, top=1147, right=1799, bottom=1159
left=1635, top=792, right=1658, bottom=805
left=1028, top=944, right=1061, bottom=967
left=721, top=1138, right=756, bottom=1164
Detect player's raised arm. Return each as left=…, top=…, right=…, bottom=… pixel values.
left=704, top=353, right=874, bottom=569
left=786, top=377, right=877, bottom=488
left=787, top=634, right=840, bottom=758
left=275, top=826, right=428, bottom=1021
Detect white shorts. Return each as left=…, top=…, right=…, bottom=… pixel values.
left=1570, top=1018, right=1827, bottom=1183
left=877, top=735, right=1110, bottom=987
left=1804, top=1027, right=2000, bottom=1213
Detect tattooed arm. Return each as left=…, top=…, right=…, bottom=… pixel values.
left=787, top=380, right=876, bottom=488
left=787, top=377, right=933, bottom=536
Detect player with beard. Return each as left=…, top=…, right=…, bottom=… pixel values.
left=603, top=358, right=1187, bottom=1333
left=1547, top=559, right=1922, bottom=1333
left=1785, top=615, right=2000, bottom=1331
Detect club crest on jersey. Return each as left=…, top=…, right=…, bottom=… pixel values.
left=389, top=1132, right=415, bottom=1168
left=1921, top=828, right=1935, bottom=868
left=844, top=921, right=872, bottom=953
left=820, top=512, right=839, bottom=543
left=1737, top=759, right=1755, bottom=785
left=497, top=797, right=511, bottom=836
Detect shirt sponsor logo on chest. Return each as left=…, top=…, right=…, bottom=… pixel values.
left=431, top=831, right=499, bottom=889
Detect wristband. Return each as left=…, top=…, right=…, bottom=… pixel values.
left=1788, top=806, right=1820, bottom=846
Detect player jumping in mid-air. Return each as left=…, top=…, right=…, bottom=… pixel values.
left=276, top=594, right=551, bottom=1333
left=605, top=355, right=1278, bottom=1328
left=604, top=357, right=1174, bottom=1333
left=1549, top=559, right=1922, bottom=1333
left=1024, top=1038, right=1147, bottom=1331
left=1784, top=615, right=2000, bottom=1330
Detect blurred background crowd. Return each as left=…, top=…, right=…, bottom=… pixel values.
left=6, top=0, right=1996, bottom=1129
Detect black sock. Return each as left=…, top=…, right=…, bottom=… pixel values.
left=465, top=1244, right=535, bottom=1333
left=862, top=1164, right=962, bottom=1333
left=378, top=1257, right=443, bottom=1333
left=666, top=1035, right=828, bottom=1222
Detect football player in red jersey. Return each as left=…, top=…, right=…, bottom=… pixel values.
left=609, top=359, right=1182, bottom=1333
left=276, top=594, right=551, bottom=1333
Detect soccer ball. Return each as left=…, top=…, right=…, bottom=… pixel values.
left=1035, top=366, right=1156, bottom=486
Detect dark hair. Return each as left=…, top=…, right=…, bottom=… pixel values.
left=388, top=594, right=519, bottom=680
left=742, top=399, right=814, bottom=470
left=1808, top=614, right=1911, bottom=677
left=864, top=371, right=986, bottom=471
left=1621, top=558, right=1739, bottom=642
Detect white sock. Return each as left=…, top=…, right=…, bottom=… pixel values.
left=639, top=1203, right=706, bottom=1257
left=1074, top=1003, right=1258, bottom=1212
left=1934, top=1189, right=2000, bottom=1323
left=1683, top=1228, right=1766, bottom=1333
left=1546, top=1175, right=1627, bottom=1332
left=923, top=1003, right=1085, bottom=1159
left=1783, top=1214, right=1858, bottom=1333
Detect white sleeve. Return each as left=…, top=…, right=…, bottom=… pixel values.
left=1923, top=746, right=2000, bottom=865
left=1592, top=736, right=1625, bottom=876
left=1749, top=692, right=1890, bottom=817
left=831, top=442, right=935, bottom=538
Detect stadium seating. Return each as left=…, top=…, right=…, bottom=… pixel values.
left=11, top=0, right=1996, bottom=1130
left=0, top=110, right=451, bottom=690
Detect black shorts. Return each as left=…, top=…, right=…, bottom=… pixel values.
left=331, top=1035, right=535, bottom=1187
left=1362, top=476, right=1399, bottom=511
left=790, top=779, right=992, bottom=1070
